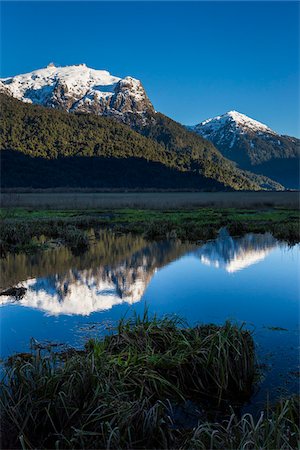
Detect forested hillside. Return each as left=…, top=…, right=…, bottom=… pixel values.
left=0, top=95, right=282, bottom=190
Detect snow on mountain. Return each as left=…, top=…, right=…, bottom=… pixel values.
left=189, top=111, right=300, bottom=188
left=0, top=63, right=154, bottom=126
left=191, top=110, right=276, bottom=143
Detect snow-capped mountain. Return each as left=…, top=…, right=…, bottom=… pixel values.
left=0, top=63, right=154, bottom=127
left=189, top=111, right=300, bottom=188
left=193, top=110, right=276, bottom=139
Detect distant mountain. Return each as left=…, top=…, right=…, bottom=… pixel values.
left=189, top=111, right=300, bottom=189
left=0, top=65, right=284, bottom=190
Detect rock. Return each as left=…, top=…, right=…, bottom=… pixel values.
left=0, top=286, right=27, bottom=299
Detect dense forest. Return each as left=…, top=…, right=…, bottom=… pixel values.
left=0, top=95, right=282, bottom=190
left=1, top=151, right=225, bottom=189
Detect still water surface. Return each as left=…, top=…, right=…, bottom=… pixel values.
left=1, top=229, right=299, bottom=409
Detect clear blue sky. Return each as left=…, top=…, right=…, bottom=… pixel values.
left=1, top=1, right=299, bottom=136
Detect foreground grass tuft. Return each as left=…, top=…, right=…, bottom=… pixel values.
left=87, top=313, right=255, bottom=405
left=179, top=396, right=299, bottom=450
left=2, top=313, right=292, bottom=450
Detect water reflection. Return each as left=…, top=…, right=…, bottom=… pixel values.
left=0, top=232, right=194, bottom=315
left=194, top=228, right=278, bottom=273
left=0, top=229, right=283, bottom=316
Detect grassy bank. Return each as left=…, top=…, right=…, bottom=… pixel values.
left=0, top=206, right=299, bottom=255
left=0, top=314, right=298, bottom=449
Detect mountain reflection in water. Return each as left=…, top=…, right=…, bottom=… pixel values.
left=194, top=228, right=278, bottom=273
left=0, top=232, right=194, bottom=315
left=0, top=229, right=281, bottom=316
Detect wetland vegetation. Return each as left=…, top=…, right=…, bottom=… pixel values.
left=1, top=205, right=299, bottom=255
left=1, top=313, right=298, bottom=450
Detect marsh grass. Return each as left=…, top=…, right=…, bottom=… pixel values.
left=179, top=396, right=299, bottom=449
left=0, top=206, right=299, bottom=254
left=0, top=219, right=91, bottom=255
left=92, top=313, right=256, bottom=405
left=269, top=222, right=300, bottom=246
left=0, top=313, right=298, bottom=449
left=144, top=220, right=219, bottom=241
left=0, top=313, right=257, bottom=449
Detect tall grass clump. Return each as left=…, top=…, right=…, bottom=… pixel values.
left=93, top=313, right=256, bottom=405
left=0, top=350, right=175, bottom=449
left=0, top=313, right=259, bottom=449
left=180, top=396, right=299, bottom=449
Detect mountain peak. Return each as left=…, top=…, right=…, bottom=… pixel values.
left=0, top=63, right=154, bottom=126
left=226, top=110, right=273, bottom=132
left=200, top=110, right=275, bottom=135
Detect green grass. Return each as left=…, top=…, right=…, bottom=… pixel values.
left=0, top=313, right=254, bottom=449
left=2, top=206, right=297, bottom=222
left=1, top=313, right=298, bottom=449
left=89, top=313, right=255, bottom=405
left=179, top=396, right=299, bottom=450
left=0, top=219, right=91, bottom=255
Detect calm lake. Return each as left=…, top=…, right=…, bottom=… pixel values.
left=1, top=229, right=299, bottom=411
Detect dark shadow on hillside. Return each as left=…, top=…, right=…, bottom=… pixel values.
left=1, top=150, right=226, bottom=190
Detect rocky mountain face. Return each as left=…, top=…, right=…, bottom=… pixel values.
left=0, top=63, right=155, bottom=128
left=189, top=111, right=300, bottom=188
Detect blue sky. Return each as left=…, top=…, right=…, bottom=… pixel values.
left=1, top=1, right=299, bottom=136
